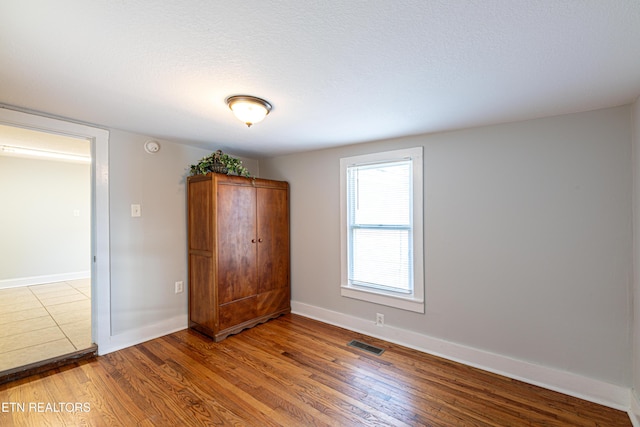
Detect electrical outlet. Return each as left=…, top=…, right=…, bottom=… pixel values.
left=175, top=281, right=184, bottom=294
left=375, top=313, right=384, bottom=327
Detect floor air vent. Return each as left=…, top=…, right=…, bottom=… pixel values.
left=347, top=340, right=385, bottom=356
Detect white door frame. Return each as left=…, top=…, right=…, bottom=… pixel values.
left=0, top=106, right=111, bottom=353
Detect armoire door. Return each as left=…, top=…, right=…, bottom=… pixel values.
left=256, top=186, right=290, bottom=315
left=216, top=182, right=257, bottom=304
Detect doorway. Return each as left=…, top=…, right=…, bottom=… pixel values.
left=0, top=124, right=92, bottom=371
left=0, top=107, right=110, bottom=377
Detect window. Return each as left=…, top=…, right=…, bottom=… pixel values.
left=340, top=147, right=424, bottom=313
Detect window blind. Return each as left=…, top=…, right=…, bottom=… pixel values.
left=347, top=160, right=413, bottom=293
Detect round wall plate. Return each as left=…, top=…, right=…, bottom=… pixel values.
left=144, top=140, right=160, bottom=154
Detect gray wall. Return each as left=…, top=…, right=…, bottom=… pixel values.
left=260, top=105, right=633, bottom=387
left=6, top=104, right=631, bottom=394
left=108, top=130, right=258, bottom=334
left=0, top=156, right=90, bottom=282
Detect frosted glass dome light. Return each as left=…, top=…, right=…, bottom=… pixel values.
left=226, top=95, right=272, bottom=127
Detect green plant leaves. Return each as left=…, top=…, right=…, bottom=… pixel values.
left=189, top=150, right=251, bottom=177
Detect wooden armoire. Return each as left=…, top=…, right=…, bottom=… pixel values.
left=187, top=173, right=290, bottom=341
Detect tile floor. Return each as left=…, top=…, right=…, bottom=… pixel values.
left=0, top=279, right=92, bottom=372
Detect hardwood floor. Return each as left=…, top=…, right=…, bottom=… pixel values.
left=0, top=314, right=631, bottom=426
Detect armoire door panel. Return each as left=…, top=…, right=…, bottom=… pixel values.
left=257, top=187, right=290, bottom=294
left=219, top=296, right=257, bottom=331
left=188, top=254, right=215, bottom=330
left=257, top=288, right=290, bottom=317
left=217, top=184, right=257, bottom=304
left=188, top=179, right=212, bottom=252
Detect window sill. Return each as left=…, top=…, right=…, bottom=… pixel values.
left=340, top=285, right=424, bottom=313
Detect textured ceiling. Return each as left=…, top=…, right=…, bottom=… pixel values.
left=1, top=1, right=639, bottom=157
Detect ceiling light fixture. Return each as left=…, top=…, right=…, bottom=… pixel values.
left=226, top=95, right=272, bottom=127
left=0, top=145, right=91, bottom=163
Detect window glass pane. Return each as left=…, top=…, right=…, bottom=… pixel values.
left=349, top=162, right=410, bottom=225
left=351, top=228, right=410, bottom=292
left=347, top=159, right=412, bottom=293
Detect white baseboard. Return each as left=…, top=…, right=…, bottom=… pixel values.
left=97, top=314, right=188, bottom=356
left=0, top=271, right=91, bottom=289
left=630, top=390, right=640, bottom=427
left=292, top=300, right=631, bottom=412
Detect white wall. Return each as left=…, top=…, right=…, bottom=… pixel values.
left=260, top=105, right=632, bottom=389
left=107, top=130, right=257, bottom=336
left=0, top=156, right=90, bottom=285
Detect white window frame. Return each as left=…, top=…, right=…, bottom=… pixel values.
left=340, top=147, right=424, bottom=313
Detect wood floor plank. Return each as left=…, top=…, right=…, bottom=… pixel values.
left=273, top=315, right=630, bottom=426
left=253, top=319, right=500, bottom=425
left=248, top=321, right=503, bottom=426
left=184, top=342, right=336, bottom=425
left=162, top=333, right=338, bottom=426
left=147, top=336, right=291, bottom=426
left=231, top=326, right=398, bottom=419
left=0, top=314, right=631, bottom=426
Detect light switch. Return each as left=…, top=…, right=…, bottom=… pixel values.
left=131, top=204, right=141, bottom=217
